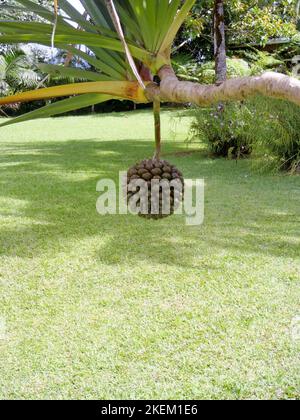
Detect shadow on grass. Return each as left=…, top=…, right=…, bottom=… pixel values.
left=0, top=139, right=299, bottom=264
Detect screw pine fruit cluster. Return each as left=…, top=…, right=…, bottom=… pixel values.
left=126, top=159, right=184, bottom=219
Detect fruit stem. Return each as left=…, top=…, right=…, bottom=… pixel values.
left=153, top=99, right=161, bottom=161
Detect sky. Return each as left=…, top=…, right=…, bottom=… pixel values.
left=68, top=0, right=85, bottom=14
left=23, top=1, right=85, bottom=58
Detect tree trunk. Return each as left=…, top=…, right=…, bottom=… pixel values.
left=153, top=99, right=161, bottom=160
left=214, top=0, right=227, bottom=84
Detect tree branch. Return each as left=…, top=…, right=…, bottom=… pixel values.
left=150, top=66, right=300, bottom=107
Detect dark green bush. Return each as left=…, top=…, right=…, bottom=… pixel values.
left=173, top=57, right=251, bottom=84
left=249, top=97, right=300, bottom=173
left=189, top=97, right=300, bottom=172
left=189, top=102, right=254, bottom=159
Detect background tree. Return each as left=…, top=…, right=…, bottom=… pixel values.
left=0, top=46, right=41, bottom=115
left=0, top=47, right=40, bottom=95
left=214, top=0, right=227, bottom=83
left=174, top=0, right=298, bottom=62
left=0, top=0, right=53, bottom=21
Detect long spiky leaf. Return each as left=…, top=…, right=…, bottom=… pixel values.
left=0, top=81, right=148, bottom=105
left=105, top=0, right=145, bottom=88
left=0, top=93, right=114, bottom=127
left=0, top=0, right=199, bottom=128
left=158, top=0, right=196, bottom=56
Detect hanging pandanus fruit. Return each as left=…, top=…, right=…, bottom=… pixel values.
left=125, top=99, right=184, bottom=219
left=103, top=0, right=184, bottom=218
left=126, top=157, right=184, bottom=219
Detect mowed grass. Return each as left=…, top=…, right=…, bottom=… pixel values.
left=0, top=110, right=299, bottom=400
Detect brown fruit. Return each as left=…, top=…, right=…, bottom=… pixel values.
left=154, top=162, right=163, bottom=169
left=129, top=174, right=139, bottom=182
left=162, top=172, right=172, bottom=180
left=128, top=168, right=138, bottom=177
left=151, top=168, right=162, bottom=176
left=145, top=162, right=154, bottom=171
left=142, top=172, right=152, bottom=181
left=126, top=158, right=184, bottom=219
left=138, top=168, right=148, bottom=176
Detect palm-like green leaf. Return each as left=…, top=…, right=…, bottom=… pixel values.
left=38, top=63, right=110, bottom=82
left=158, top=0, right=197, bottom=56
left=0, top=93, right=114, bottom=127
left=0, top=80, right=148, bottom=105
left=0, top=0, right=196, bottom=126
left=0, top=27, right=151, bottom=64
left=0, top=47, right=41, bottom=93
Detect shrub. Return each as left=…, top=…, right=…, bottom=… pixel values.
left=173, top=50, right=290, bottom=85
left=189, top=97, right=300, bottom=172
left=249, top=97, right=300, bottom=173
left=189, top=102, right=254, bottom=159
left=173, top=57, right=251, bottom=84
left=198, top=58, right=251, bottom=84
left=233, top=50, right=289, bottom=76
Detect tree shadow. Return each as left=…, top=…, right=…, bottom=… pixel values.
left=0, top=138, right=299, bottom=266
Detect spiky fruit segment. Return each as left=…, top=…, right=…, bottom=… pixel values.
left=126, top=159, right=184, bottom=219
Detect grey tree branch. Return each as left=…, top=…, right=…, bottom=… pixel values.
left=145, top=66, right=300, bottom=108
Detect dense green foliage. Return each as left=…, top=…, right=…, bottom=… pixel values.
left=173, top=57, right=251, bottom=83
left=189, top=102, right=254, bottom=159
left=228, top=0, right=297, bottom=45
left=176, top=0, right=298, bottom=61
left=0, top=47, right=41, bottom=114
left=0, top=47, right=40, bottom=95
left=250, top=97, right=300, bottom=172
left=0, top=0, right=51, bottom=18
left=173, top=49, right=291, bottom=84
left=189, top=96, right=300, bottom=172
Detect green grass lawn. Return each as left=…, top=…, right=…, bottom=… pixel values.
left=0, top=110, right=299, bottom=400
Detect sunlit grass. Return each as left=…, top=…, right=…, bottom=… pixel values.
left=0, top=110, right=299, bottom=400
